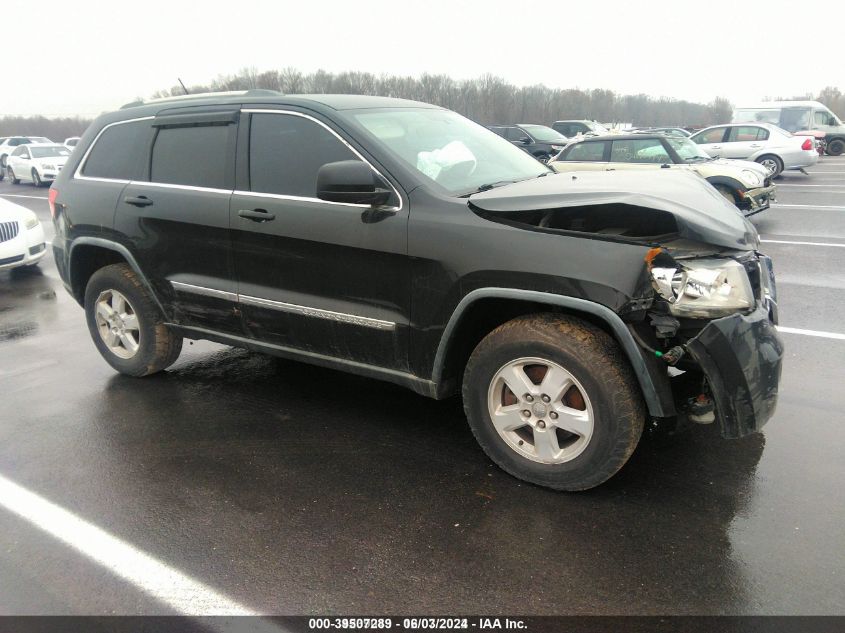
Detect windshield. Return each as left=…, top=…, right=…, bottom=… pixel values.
left=29, top=137, right=51, bottom=143
left=31, top=146, right=71, bottom=159
left=666, top=136, right=711, bottom=161
left=520, top=124, right=568, bottom=142
left=587, top=122, right=610, bottom=134
left=352, top=109, right=549, bottom=195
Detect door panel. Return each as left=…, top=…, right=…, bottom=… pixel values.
left=115, top=183, right=240, bottom=333
left=231, top=110, right=410, bottom=370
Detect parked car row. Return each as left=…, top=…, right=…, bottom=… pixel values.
left=549, top=133, right=775, bottom=216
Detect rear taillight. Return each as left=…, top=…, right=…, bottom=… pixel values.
left=48, top=187, right=58, bottom=219
left=801, top=138, right=813, bottom=151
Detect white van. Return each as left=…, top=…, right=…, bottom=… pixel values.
left=732, top=101, right=845, bottom=156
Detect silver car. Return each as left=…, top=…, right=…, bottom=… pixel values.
left=690, top=122, right=818, bottom=176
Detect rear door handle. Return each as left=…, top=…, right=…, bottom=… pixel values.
left=238, top=208, right=275, bottom=222
left=124, top=195, right=153, bottom=207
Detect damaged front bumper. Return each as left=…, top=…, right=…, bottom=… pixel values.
left=741, top=184, right=776, bottom=217
left=684, top=304, right=784, bottom=438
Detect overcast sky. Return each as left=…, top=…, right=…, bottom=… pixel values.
left=4, top=0, right=841, bottom=118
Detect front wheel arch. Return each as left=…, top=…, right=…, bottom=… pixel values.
left=430, top=288, right=674, bottom=418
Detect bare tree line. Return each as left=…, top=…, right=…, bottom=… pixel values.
left=2, top=68, right=843, bottom=138
left=153, top=68, right=735, bottom=127
left=0, top=115, right=90, bottom=142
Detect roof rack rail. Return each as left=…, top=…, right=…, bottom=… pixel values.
left=121, top=89, right=283, bottom=109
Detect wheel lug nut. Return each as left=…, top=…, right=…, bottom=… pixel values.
left=541, top=394, right=550, bottom=403
left=525, top=395, right=534, bottom=402
left=550, top=411, right=558, bottom=420
left=522, top=410, right=531, bottom=418
left=538, top=420, right=546, bottom=429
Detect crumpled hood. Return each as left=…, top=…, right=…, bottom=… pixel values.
left=711, top=158, right=769, bottom=175
left=469, top=170, right=760, bottom=250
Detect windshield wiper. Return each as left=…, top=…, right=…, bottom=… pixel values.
left=458, top=180, right=517, bottom=197
left=684, top=156, right=710, bottom=162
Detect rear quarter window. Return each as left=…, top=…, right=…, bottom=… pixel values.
left=563, top=141, right=607, bottom=161
left=81, top=120, right=150, bottom=180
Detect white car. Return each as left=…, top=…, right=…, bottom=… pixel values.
left=5, top=143, right=72, bottom=187
left=690, top=123, right=818, bottom=177
left=0, top=197, right=47, bottom=271
left=0, top=136, right=52, bottom=174
left=64, top=137, right=81, bottom=149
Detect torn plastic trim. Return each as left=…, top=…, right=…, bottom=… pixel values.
left=684, top=304, right=783, bottom=438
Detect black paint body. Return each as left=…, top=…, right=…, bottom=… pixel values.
left=49, top=93, right=782, bottom=438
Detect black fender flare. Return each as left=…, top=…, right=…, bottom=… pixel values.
left=431, top=288, right=672, bottom=418
left=705, top=175, right=746, bottom=193
left=68, top=237, right=167, bottom=316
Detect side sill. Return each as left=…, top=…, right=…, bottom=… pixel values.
left=167, top=324, right=438, bottom=399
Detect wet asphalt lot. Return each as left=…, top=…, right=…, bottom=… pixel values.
left=1, top=160, right=844, bottom=617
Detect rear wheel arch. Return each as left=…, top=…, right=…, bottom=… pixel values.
left=69, top=239, right=166, bottom=316
left=431, top=288, right=672, bottom=418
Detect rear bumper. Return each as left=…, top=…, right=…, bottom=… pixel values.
left=685, top=304, right=783, bottom=438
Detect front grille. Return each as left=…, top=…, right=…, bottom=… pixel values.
left=0, top=254, right=24, bottom=266
left=0, top=221, right=19, bottom=243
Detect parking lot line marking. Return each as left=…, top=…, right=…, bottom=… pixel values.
left=0, top=193, right=49, bottom=200
left=775, top=184, right=845, bottom=188
left=771, top=204, right=845, bottom=210
left=761, top=239, right=845, bottom=248
left=777, top=326, right=845, bottom=341
left=0, top=473, right=258, bottom=616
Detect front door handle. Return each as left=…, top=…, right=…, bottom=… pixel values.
left=238, top=208, right=275, bottom=222
left=124, top=195, right=153, bottom=207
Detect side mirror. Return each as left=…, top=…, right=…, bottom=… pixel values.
left=316, top=160, right=392, bottom=206
left=519, top=137, right=532, bottom=145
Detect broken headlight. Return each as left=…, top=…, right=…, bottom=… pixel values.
left=651, top=258, right=754, bottom=318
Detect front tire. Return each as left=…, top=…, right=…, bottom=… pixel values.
left=84, top=263, right=182, bottom=376
left=462, top=313, right=645, bottom=491
left=714, top=184, right=738, bottom=205
left=827, top=138, right=845, bottom=156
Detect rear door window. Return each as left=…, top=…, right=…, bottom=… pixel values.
left=562, top=141, right=607, bottom=161
left=150, top=124, right=231, bottom=189
left=248, top=112, right=360, bottom=198
left=82, top=120, right=150, bottom=181
left=728, top=126, right=769, bottom=142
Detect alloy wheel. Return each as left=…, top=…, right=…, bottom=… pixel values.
left=94, top=289, right=141, bottom=359
left=486, top=356, right=594, bottom=464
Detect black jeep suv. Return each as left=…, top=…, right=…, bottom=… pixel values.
left=50, top=91, right=783, bottom=491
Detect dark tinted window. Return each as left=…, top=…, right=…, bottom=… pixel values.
left=488, top=126, right=507, bottom=138
left=249, top=113, right=359, bottom=197
left=150, top=124, right=231, bottom=188
left=506, top=127, right=527, bottom=142
left=82, top=120, right=149, bottom=180
left=563, top=141, right=606, bottom=161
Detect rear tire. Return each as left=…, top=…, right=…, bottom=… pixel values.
left=84, top=263, right=182, bottom=377
left=462, top=313, right=645, bottom=491
left=827, top=139, right=845, bottom=156
left=7, top=167, right=20, bottom=185
left=31, top=169, right=42, bottom=187
left=756, top=154, right=783, bottom=177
